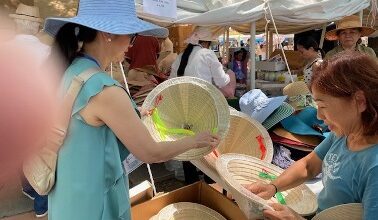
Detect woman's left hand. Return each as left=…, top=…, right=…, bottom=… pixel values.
left=263, top=203, right=305, bottom=220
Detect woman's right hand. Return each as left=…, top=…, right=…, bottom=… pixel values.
left=191, top=131, right=220, bottom=149
left=243, top=182, right=276, bottom=200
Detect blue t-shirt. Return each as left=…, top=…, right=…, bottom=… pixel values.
left=314, top=133, right=378, bottom=220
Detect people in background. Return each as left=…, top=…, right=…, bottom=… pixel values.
left=170, top=26, right=236, bottom=98
left=157, top=37, right=177, bottom=78
left=126, top=35, right=167, bottom=83
left=296, top=37, right=324, bottom=85
left=170, top=26, right=235, bottom=184
left=245, top=51, right=378, bottom=220
left=325, top=15, right=376, bottom=59
left=232, top=49, right=248, bottom=84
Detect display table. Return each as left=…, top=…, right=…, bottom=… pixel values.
left=255, top=79, right=288, bottom=96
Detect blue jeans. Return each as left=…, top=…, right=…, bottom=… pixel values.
left=21, top=174, right=48, bottom=215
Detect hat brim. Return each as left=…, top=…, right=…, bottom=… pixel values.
left=9, top=14, right=42, bottom=23
left=280, top=107, right=326, bottom=137
left=253, top=95, right=288, bottom=123
left=273, top=127, right=322, bottom=147
left=312, top=203, right=362, bottom=220
left=325, top=26, right=376, bottom=41
left=262, top=102, right=294, bottom=130
left=44, top=15, right=168, bottom=38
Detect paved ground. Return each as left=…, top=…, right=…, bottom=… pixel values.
left=0, top=162, right=185, bottom=220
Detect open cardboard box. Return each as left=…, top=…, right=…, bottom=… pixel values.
left=131, top=181, right=247, bottom=220
left=130, top=180, right=154, bottom=207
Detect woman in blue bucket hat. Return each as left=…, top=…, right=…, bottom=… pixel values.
left=244, top=51, right=378, bottom=219
left=44, top=1, right=220, bottom=219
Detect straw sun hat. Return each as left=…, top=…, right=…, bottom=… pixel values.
left=283, top=81, right=316, bottom=111
left=9, top=3, right=43, bottom=23
left=150, top=202, right=226, bottom=220
left=312, top=203, right=363, bottom=220
left=262, top=102, right=294, bottom=130
left=141, top=77, right=230, bottom=161
left=215, top=153, right=318, bottom=219
left=326, top=15, right=375, bottom=41
left=191, top=108, right=274, bottom=183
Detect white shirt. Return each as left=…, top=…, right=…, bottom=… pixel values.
left=10, top=34, right=51, bottom=67
left=170, top=45, right=230, bottom=88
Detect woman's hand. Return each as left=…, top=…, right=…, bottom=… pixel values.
left=192, top=131, right=220, bottom=149
left=263, top=203, right=305, bottom=220
left=243, top=182, right=276, bottom=200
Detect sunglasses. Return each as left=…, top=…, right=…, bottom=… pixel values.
left=129, top=34, right=138, bottom=46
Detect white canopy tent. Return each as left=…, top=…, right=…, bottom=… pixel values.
left=135, top=0, right=375, bottom=88
left=136, top=0, right=374, bottom=33
left=34, top=0, right=376, bottom=88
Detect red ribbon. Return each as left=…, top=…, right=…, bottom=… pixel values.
left=256, top=135, right=266, bottom=160
left=147, top=94, right=164, bottom=116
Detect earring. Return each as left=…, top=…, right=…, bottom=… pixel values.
left=107, top=38, right=112, bottom=42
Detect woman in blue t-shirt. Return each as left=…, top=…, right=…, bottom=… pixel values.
left=245, top=51, right=378, bottom=220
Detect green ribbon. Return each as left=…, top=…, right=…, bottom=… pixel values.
left=151, top=108, right=195, bottom=140
left=258, top=172, right=286, bottom=205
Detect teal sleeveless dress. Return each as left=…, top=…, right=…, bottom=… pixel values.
left=48, top=57, right=133, bottom=220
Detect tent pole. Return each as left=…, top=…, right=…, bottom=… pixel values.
left=359, top=10, right=363, bottom=23
left=226, top=27, right=230, bottom=64
left=250, top=22, right=256, bottom=90
left=268, top=31, right=273, bottom=58
left=222, top=28, right=226, bottom=59
left=319, top=24, right=327, bottom=49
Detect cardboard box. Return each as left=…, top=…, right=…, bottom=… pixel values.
left=130, top=180, right=154, bottom=207
left=168, top=24, right=195, bottom=53
left=270, top=50, right=306, bottom=70
left=131, top=181, right=247, bottom=220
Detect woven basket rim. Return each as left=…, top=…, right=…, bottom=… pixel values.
left=141, top=77, right=230, bottom=161
left=283, top=81, right=310, bottom=97
left=312, top=203, right=362, bottom=220
left=220, top=109, right=274, bottom=162
left=155, top=202, right=227, bottom=220
left=215, top=153, right=318, bottom=216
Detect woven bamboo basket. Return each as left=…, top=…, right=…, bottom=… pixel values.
left=312, top=203, right=362, bottom=220
left=151, top=202, right=226, bottom=220
left=142, top=77, right=230, bottom=160
left=215, top=153, right=318, bottom=219
left=191, top=108, right=273, bottom=184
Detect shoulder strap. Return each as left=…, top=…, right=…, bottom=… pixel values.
left=54, top=67, right=101, bottom=140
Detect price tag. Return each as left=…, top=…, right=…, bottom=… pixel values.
left=123, top=154, right=144, bottom=175
left=143, top=0, right=177, bottom=20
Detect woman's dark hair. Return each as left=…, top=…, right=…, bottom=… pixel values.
left=310, top=51, right=378, bottom=136
left=177, top=43, right=195, bottom=76
left=177, top=40, right=213, bottom=76
left=50, top=23, right=97, bottom=68
left=296, top=37, right=325, bottom=58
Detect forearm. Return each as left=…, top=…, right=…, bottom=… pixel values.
left=271, top=156, right=320, bottom=192
left=148, top=137, right=195, bottom=163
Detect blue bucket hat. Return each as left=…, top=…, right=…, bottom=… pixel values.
left=280, top=107, right=329, bottom=137
left=44, top=0, right=168, bottom=38
left=239, top=89, right=287, bottom=123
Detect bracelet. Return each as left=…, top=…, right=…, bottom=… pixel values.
left=269, top=183, right=278, bottom=194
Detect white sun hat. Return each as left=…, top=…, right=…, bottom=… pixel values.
left=215, top=153, right=318, bottom=219
left=151, top=202, right=226, bottom=220
left=141, top=77, right=230, bottom=161
left=312, top=203, right=363, bottom=220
